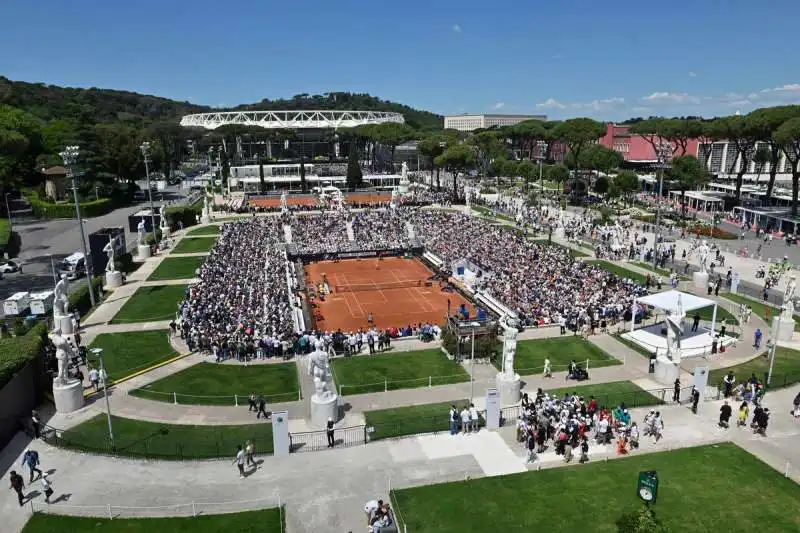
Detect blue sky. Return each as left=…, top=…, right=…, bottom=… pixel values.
left=2, top=0, right=800, bottom=121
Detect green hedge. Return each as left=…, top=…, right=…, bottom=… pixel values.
left=27, top=193, right=114, bottom=219
left=68, top=275, right=105, bottom=317
left=0, top=219, right=20, bottom=257
left=166, top=198, right=204, bottom=229
left=0, top=322, right=47, bottom=389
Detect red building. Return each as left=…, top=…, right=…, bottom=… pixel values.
left=598, top=123, right=701, bottom=163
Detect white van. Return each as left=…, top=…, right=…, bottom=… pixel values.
left=58, top=252, right=86, bottom=280
left=4, top=292, right=31, bottom=316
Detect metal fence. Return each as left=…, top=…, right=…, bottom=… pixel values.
left=338, top=373, right=469, bottom=396
left=289, top=425, right=366, bottom=452
left=130, top=388, right=302, bottom=406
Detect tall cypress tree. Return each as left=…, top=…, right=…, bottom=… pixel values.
left=346, top=150, right=363, bottom=189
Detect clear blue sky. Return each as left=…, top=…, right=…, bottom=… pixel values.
left=2, top=0, right=800, bottom=121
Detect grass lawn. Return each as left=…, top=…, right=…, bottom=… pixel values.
left=708, top=346, right=800, bottom=390
left=23, top=508, right=284, bottom=533
left=544, top=380, right=664, bottom=409
left=531, top=239, right=589, bottom=258
left=111, top=284, right=186, bottom=324
left=472, top=205, right=515, bottom=223
left=148, top=256, right=206, bottom=281
left=54, top=414, right=274, bottom=459
left=88, top=330, right=179, bottom=381
left=171, top=236, right=218, bottom=254
left=187, top=225, right=221, bottom=236
left=614, top=333, right=652, bottom=358
left=492, top=336, right=621, bottom=375
left=366, top=400, right=474, bottom=441
left=391, top=443, right=800, bottom=533
left=130, top=362, right=300, bottom=404
left=632, top=261, right=686, bottom=279
left=331, top=349, right=469, bottom=394
left=694, top=304, right=739, bottom=326
left=592, top=260, right=648, bottom=285
left=723, top=292, right=800, bottom=331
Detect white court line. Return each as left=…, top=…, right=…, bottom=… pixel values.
left=340, top=273, right=367, bottom=317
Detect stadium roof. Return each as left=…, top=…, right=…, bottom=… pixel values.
left=179, top=110, right=404, bottom=130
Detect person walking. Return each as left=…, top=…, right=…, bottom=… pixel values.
left=754, top=328, right=763, bottom=349
left=257, top=396, right=269, bottom=419
left=719, top=400, right=732, bottom=428
left=543, top=358, right=552, bottom=378
left=525, top=431, right=536, bottom=463
left=233, top=445, right=246, bottom=479
left=793, top=391, right=800, bottom=418
left=30, top=410, right=41, bottom=439
left=245, top=440, right=256, bottom=467
left=672, top=379, right=681, bottom=403
left=326, top=417, right=335, bottom=447
left=248, top=393, right=257, bottom=412
left=737, top=401, right=750, bottom=427
left=9, top=471, right=25, bottom=507
left=21, top=449, right=42, bottom=483
left=41, top=473, right=54, bottom=504
left=449, top=405, right=459, bottom=435
left=690, top=387, right=700, bottom=414
left=723, top=371, right=736, bottom=398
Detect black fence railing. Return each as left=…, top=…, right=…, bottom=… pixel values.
left=289, top=425, right=366, bottom=452
left=366, top=415, right=487, bottom=442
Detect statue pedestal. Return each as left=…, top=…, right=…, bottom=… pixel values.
left=105, top=270, right=123, bottom=289
left=773, top=315, right=794, bottom=341
left=692, top=271, right=709, bottom=290
left=161, top=226, right=171, bottom=238
left=653, top=356, right=680, bottom=386
left=200, top=213, right=211, bottom=224
left=496, top=372, right=521, bottom=406
left=54, top=314, right=74, bottom=335
left=137, top=244, right=151, bottom=259
left=53, top=378, right=84, bottom=414
left=310, top=394, right=339, bottom=428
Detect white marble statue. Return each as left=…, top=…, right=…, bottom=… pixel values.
left=401, top=162, right=409, bottom=183
left=137, top=218, right=147, bottom=246
left=102, top=236, right=116, bottom=272
left=500, top=315, right=519, bottom=376
left=52, top=333, right=72, bottom=385
left=696, top=240, right=710, bottom=275
left=782, top=274, right=797, bottom=319
left=159, top=206, right=168, bottom=230
left=53, top=275, right=69, bottom=317
left=664, top=294, right=685, bottom=365
left=308, top=342, right=335, bottom=400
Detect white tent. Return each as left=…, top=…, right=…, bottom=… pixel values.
left=632, top=289, right=718, bottom=334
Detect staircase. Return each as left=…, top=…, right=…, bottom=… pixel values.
left=346, top=220, right=355, bottom=241
left=283, top=224, right=293, bottom=244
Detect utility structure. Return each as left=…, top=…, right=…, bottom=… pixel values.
left=59, top=146, right=95, bottom=307
left=139, top=142, right=159, bottom=246
left=90, top=348, right=116, bottom=451
left=653, top=141, right=673, bottom=270
left=537, top=140, right=548, bottom=206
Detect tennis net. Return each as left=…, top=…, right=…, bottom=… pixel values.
left=334, top=279, right=426, bottom=293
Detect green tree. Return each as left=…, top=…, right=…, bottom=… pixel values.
left=0, top=105, right=44, bottom=190
left=546, top=163, right=570, bottom=192
left=616, top=506, right=670, bottom=533
left=418, top=131, right=458, bottom=190
left=346, top=150, right=363, bottom=189
left=774, top=117, right=800, bottom=216
left=614, top=170, right=640, bottom=205
left=593, top=175, right=610, bottom=195
left=668, top=155, right=711, bottom=219
left=468, top=131, right=506, bottom=177
left=371, top=122, right=416, bottom=169
left=258, top=161, right=266, bottom=193
left=752, top=145, right=770, bottom=185
left=552, top=118, right=607, bottom=173
left=747, top=105, right=800, bottom=198
left=704, top=116, right=757, bottom=201
left=517, top=160, right=536, bottom=191
left=579, top=144, right=624, bottom=175
left=435, top=144, right=475, bottom=201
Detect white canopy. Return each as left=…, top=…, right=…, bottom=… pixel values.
left=636, top=290, right=714, bottom=314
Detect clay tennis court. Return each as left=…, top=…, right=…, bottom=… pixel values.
left=346, top=192, right=392, bottom=205
left=249, top=196, right=318, bottom=208
left=305, top=256, right=472, bottom=332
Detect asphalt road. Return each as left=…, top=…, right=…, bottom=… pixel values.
left=0, top=186, right=192, bottom=301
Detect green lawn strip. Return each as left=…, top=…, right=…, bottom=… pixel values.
left=708, top=346, right=800, bottom=390
left=171, top=236, right=218, bottom=254
left=591, top=260, right=648, bottom=285
left=87, top=330, right=178, bottom=382
left=366, top=400, right=479, bottom=441
left=471, top=205, right=515, bottom=222
left=54, top=414, right=274, bottom=459
left=693, top=304, right=739, bottom=326
left=614, top=333, right=654, bottom=358
left=23, top=508, right=284, bottom=533
left=130, top=362, right=301, bottom=405
left=530, top=239, right=589, bottom=257
left=543, top=380, right=664, bottom=409
left=148, top=256, right=206, bottom=281
left=631, top=261, right=687, bottom=280
left=110, top=284, right=186, bottom=324
left=331, top=349, right=468, bottom=394
left=723, top=292, right=800, bottom=331
left=391, top=443, right=800, bottom=533
left=492, top=336, right=621, bottom=374
left=186, top=225, right=221, bottom=236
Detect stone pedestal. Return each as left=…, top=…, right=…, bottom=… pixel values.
left=54, top=314, right=74, bottom=335
left=773, top=315, right=794, bottom=341
left=53, top=378, right=84, bottom=413
left=653, top=356, right=680, bottom=386
left=200, top=213, right=211, bottom=224
left=692, top=271, right=709, bottom=290
left=137, top=244, right=151, bottom=259
left=496, top=372, right=521, bottom=406
left=161, top=226, right=171, bottom=239
left=310, top=394, right=339, bottom=428
left=105, top=270, right=123, bottom=289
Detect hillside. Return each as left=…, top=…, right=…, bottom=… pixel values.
left=0, top=78, right=442, bottom=129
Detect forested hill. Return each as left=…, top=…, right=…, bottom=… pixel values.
left=0, top=78, right=442, bottom=129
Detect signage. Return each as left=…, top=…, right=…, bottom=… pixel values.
left=485, top=388, right=500, bottom=430
left=637, top=471, right=659, bottom=503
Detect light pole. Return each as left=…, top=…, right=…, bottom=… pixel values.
left=767, top=314, right=781, bottom=386
left=90, top=348, right=116, bottom=451
left=653, top=141, right=672, bottom=270
left=537, top=140, right=548, bottom=207
left=468, top=322, right=480, bottom=401
left=59, top=146, right=95, bottom=307
left=4, top=193, right=12, bottom=234
left=140, top=142, right=158, bottom=246
left=47, top=254, right=57, bottom=285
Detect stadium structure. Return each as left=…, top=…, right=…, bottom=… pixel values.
left=179, top=110, right=414, bottom=190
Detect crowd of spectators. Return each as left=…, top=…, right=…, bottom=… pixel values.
left=290, top=212, right=352, bottom=254
left=351, top=209, right=411, bottom=250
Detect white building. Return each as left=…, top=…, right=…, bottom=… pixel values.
left=444, top=113, right=546, bottom=132
left=697, top=141, right=793, bottom=182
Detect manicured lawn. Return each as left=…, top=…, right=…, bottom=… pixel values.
left=53, top=414, right=274, bottom=459
left=366, top=400, right=473, bottom=441
left=331, top=349, right=469, bottom=394
left=111, top=284, right=186, bottom=324
left=723, top=292, right=800, bottom=331
left=632, top=261, right=686, bottom=279
left=592, top=260, right=648, bottom=285
left=171, top=236, right=218, bottom=253
left=391, top=443, right=800, bottom=533
left=23, top=509, right=284, bottom=533
left=694, top=304, right=739, bottom=326
left=708, top=346, right=800, bottom=390
left=544, top=380, right=663, bottom=409
left=472, top=205, right=515, bottom=223
left=187, top=225, right=221, bottom=236
left=494, top=336, right=621, bottom=375
left=88, top=330, right=179, bottom=381
left=531, top=239, right=589, bottom=258
left=130, top=362, right=301, bottom=404
left=148, top=256, right=206, bottom=281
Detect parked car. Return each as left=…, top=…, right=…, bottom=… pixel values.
left=0, top=260, right=20, bottom=273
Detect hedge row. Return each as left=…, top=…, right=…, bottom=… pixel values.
left=165, top=198, right=204, bottom=229
left=0, top=219, right=20, bottom=258
left=27, top=194, right=114, bottom=219
left=68, top=275, right=105, bottom=317
left=0, top=322, right=47, bottom=390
